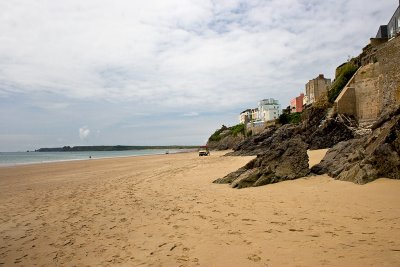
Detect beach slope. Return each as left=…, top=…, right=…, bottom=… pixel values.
left=0, top=151, right=399, bottom=266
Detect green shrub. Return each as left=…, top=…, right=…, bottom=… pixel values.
left=279, top=112, right=302, bottom=125
left=278, top=113, right=289, bottom=125
left=328, top=62, right=359, bottom=103
left=208, top=124, right=245, bottom=142
left=208, top=125, right=230, bottom=142
left=230, top=123, right=245, bottom=136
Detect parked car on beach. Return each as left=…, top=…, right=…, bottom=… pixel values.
left=198, top=146, right=210, bottom=156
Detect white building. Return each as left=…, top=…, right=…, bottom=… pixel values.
left=239, top=109, right=251, bottom=124
left=258, top=98, right=281, bottom=121
left=239, top=108, right=259, bottom=124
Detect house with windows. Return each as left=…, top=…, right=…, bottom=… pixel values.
left=290, top=93, right=304, bottom=113
left=303, top=74, right=331, bottom=106
left=239, top=109, right=251, bottom=124
left=376, top=1, right=400, bottom=39
left=239, top=108, right=259, bottom=124
left=258, top=98, right=281, bottom=122
left=239, top=98, right=282, bottom=127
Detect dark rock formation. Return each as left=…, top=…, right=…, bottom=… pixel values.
left=306, top=117, right=355, bottom=150
left=312, top=106, right=400, bottom=183
left=207, top=124, right=246, bottom=150
left=214, top=137, right=310, bottom=188
left=207, top=135, right=245, bottom=150
left=228, top=107, right=354, bottom=156
left=228, top=124, right=300, bottom=156
left=215, top=107, right=357, bottom=189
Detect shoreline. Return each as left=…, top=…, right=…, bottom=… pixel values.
left=0, top=148, right=196, bottom=168
left=1, top=150, right=399, bottom=266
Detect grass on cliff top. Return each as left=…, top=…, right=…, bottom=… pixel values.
left=328, top=62, right=359, bottom=103
left=208, top=124, right=245, bottom=142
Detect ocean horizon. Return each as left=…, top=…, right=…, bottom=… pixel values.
left=0, top=149, right=193, bottom=167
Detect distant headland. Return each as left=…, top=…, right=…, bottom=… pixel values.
left=35, top=145, right=198, bottom=152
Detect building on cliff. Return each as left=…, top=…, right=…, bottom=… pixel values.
left=303, top=74, right=331, bottom=106
left=239, top=99, right=281, bottom=135
left=334, top=38, right=400, bottom=123
left=239, top=109, right=251, bottom=124
left=258, top=98, right=281, bottom=122
left=239, top=108, right=259, bottom=124
left=375, top=1, right=400, bottom=39
left=335, top=3, right=400, bottom=123
left=290, top=93, right=304, bottom=113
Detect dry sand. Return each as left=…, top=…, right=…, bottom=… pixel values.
left=0, top=150, right=400, bottom=266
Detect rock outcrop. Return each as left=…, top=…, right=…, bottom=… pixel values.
left=216, top=107, right=356, bottom=189
left=228, top=124, right=300, bottom=156
left=306, top=116, right=355, bottom=150
left=214, top=137, right=309, bottom=188
left=228, top=107, right=354, bottom=156
left=207, top=135, right=245, bottom=150
left=207, top=125, right=245, bottom=150
left=311, top=106, right=400, bottom=183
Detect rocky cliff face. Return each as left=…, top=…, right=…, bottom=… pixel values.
left=206, top=124, right=246, bottom=150
left=215, top=107, right=356, bottom=188
left=311, top=106, right=400, bottom=183
left=214, top=37, right=400, bottom=188
left=207, top=134, right=245, bottom=150
left=228, top=107, right=354, bottom=156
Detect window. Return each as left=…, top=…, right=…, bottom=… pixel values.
left=398, top=18, right=400, bottom=32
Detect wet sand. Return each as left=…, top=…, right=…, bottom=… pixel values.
left=0, top=150, right=399, bottom=266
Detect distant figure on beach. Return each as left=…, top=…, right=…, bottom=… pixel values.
left=89, top=155, right=92, bottom=159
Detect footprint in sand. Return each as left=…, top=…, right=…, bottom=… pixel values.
left=247, top=254, right=261, bottom=262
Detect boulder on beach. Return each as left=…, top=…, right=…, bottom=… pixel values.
left=214, top=137, right=310, bottom=188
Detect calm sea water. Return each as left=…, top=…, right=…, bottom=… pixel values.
left=0, top=149, right=188, bottom=167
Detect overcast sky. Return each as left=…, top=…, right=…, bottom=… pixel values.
left=0, top=0, right=398, bottom=151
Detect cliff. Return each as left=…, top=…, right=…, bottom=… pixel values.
left=335, top=36, right=400, bottom=122
left=206, top=124, right=246, bottom=150
left=312, top=106, right=400, bottom=183
left=214, top=107, right=355, bottom=188
left=213, top=36, right=400, bottom=188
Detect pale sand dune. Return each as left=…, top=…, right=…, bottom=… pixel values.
left=1, top=151, right=400, bottom=266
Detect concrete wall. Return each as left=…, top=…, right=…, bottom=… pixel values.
left=376, top=36, right=400, bottom=113
left=335, top=36, right=400, bottom=122
left=246, top=120, right=277, bottom=135
left=354, top=63, right=381, bottom=121
left=335, top=87, right=356, bottom=116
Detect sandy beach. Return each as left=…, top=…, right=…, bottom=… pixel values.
left=1, top=150, right=400, bottom=266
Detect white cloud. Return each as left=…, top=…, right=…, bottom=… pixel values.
left=0, top=0, right=398, bottom=150
left=183, top=112, right=200, bottom=117
left=79, top=126, right=90, bottom=141
left=1, top=0, right=395, bottom=108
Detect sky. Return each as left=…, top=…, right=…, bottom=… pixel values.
left=0, top=0, right=398, bottom=151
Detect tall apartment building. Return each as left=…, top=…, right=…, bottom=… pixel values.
left=304, top=74, right=331, bottom=106
left=258, top=98, right=281, bottom=121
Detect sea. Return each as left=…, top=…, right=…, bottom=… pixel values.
left=0, top=149, right=190, bottom=167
